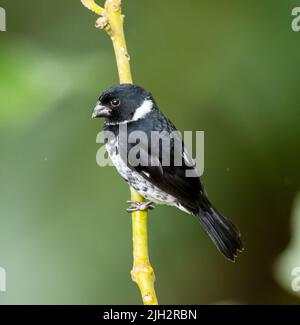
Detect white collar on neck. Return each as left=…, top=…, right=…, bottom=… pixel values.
left=105, top=99, right=153, bottom=126
left=132, top=99, right=153, bottom=121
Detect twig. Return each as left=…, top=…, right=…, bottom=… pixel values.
left=81, top=0, right=158, bottom=305
left=81, top=0, right=104, bottom=15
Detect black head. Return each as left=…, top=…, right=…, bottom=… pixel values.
left=92, top=84, right=155, bottom=124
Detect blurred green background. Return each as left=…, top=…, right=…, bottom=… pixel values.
left=0, top=0, right=300, bottom=304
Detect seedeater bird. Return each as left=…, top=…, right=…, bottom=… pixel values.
left=92, top=84, right=243, bottom=261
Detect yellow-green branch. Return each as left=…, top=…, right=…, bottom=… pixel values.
left=81, top=0, right=104, bottom=15
left=81, top=0, right=158, bottom=305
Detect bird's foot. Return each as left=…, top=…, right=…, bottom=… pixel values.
left=126, top=200, right=155, bottom=212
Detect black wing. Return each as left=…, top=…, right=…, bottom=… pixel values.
left=123, top=111, right=204, bottom=211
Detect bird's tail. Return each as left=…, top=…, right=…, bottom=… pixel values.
left=196, top=200, right=243, bottom=261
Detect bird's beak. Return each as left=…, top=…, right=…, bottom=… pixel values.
left=92, top=102, right=112, bottom=118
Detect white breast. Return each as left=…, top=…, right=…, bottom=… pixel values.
left=106, top=136, right=130, bottom=181
left=105, top=137, right=178, bottom=206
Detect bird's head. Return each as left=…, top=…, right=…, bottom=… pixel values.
left=92, top=84, right=155, bottom=125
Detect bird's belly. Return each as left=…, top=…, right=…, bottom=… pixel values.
left=106, top=142, right=177, bottom=205
left=136, top=184, right=177, bottom=205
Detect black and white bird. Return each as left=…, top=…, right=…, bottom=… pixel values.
left=92, top=84, right=243, bottom=261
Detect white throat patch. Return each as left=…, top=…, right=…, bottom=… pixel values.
left=132, top=99, right=153, bottom=121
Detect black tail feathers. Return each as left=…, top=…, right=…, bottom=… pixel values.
left=197, top=202, right=243, bottom=261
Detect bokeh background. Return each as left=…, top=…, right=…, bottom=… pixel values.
left=0, top=0, right=300, bottom=304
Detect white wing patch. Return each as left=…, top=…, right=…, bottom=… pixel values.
left=141, top=170, right=150, bottom=178
left=183, top=148, right=196, bottom=167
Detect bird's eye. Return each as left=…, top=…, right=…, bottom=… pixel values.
left=111, top=99, right=120, bottom=107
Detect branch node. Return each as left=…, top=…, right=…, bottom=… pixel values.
left=131, top=264, right=154, bottom=282
left=95, top=16, right=109, bottom=30
left=144, top=294, right=153, bottom=304
left=105, top=0, right=121, bottom=11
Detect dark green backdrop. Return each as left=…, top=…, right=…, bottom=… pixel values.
left=0, top=0, right=300, bottom=304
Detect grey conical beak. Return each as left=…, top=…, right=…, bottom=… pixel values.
left=92, top=102, right=112, bottom=118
